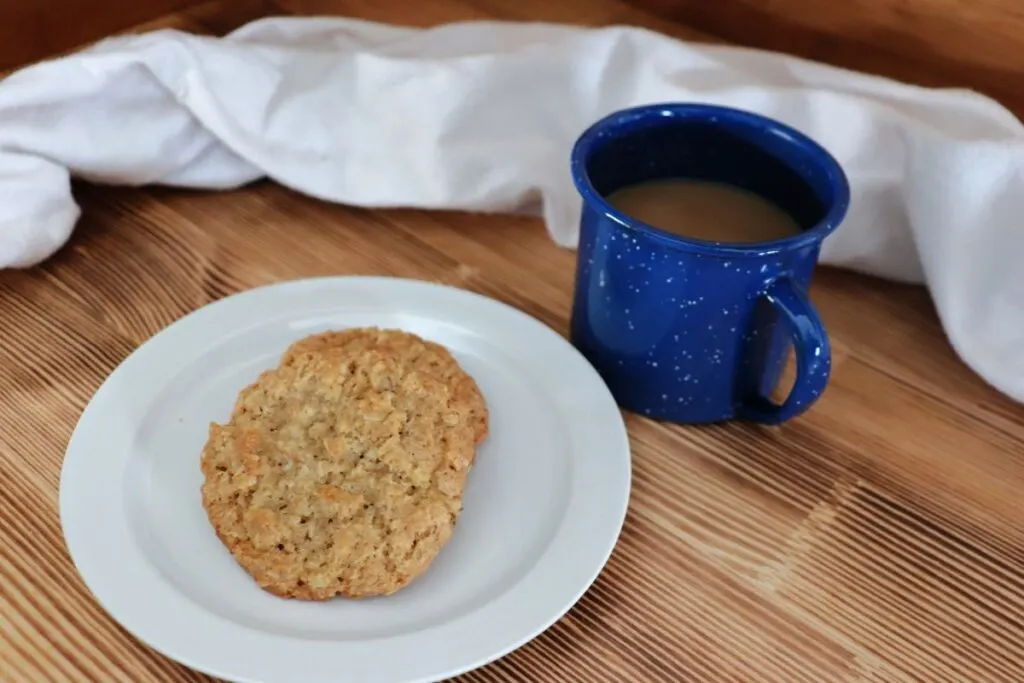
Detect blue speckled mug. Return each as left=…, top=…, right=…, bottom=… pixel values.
left=569, top=103, right=850, bottom=425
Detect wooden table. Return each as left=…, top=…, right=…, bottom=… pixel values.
left=2, top=1, right=1023, bottom=681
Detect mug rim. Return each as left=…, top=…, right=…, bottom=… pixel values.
left=570, top=102, right=851, bottom=256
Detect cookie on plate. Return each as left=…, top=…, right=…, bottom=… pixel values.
left=281, top=327, right=488, bottom=445
left=200, top=348, right=479, bottom=600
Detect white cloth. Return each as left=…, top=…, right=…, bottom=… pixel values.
left=1, top=18, right=1022, bottom=402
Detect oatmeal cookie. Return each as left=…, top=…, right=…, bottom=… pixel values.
left=200, top=349, right=478, bottom=600
left=281, top=328, right=488, bottom=445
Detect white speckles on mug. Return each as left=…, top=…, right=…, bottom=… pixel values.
left=569, top=103, right=846, bottom=425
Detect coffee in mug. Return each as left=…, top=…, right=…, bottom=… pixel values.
left=605, top=178, right=801, bottom=244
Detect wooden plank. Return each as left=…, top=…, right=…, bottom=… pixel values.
left=0, top=0, right=201, bottom=70
left=628, top=0, right=1024, bottom=116
left=0, top=1, right=1022, bottom=682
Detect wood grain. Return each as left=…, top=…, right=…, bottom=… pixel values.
left=1, top=1, right=1023, bottom=683
left=0, top=0, right=201, bottom=71
left=631, top=0, right=1024, bottom=117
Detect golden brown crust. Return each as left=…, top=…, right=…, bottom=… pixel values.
left=281, top=328, right=488, bottom=445
left=200, top=348, right=478, bottom=600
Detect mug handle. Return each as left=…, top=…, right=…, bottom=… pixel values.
left=738, top=278, right=831, bottom=425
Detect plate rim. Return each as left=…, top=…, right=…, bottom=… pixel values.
left=59, top=276, right=632, bottom=683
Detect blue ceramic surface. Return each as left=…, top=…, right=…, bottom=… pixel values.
left=569, top=103, right=850, bottom=425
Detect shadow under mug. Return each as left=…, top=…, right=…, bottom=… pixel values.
left=569, top=103, right=850, bottom=425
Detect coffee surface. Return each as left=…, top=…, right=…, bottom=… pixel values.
left=606, top=178, right=801, bottom=243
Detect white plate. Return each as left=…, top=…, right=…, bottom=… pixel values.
left=60, top=276, right=631, bottom=683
